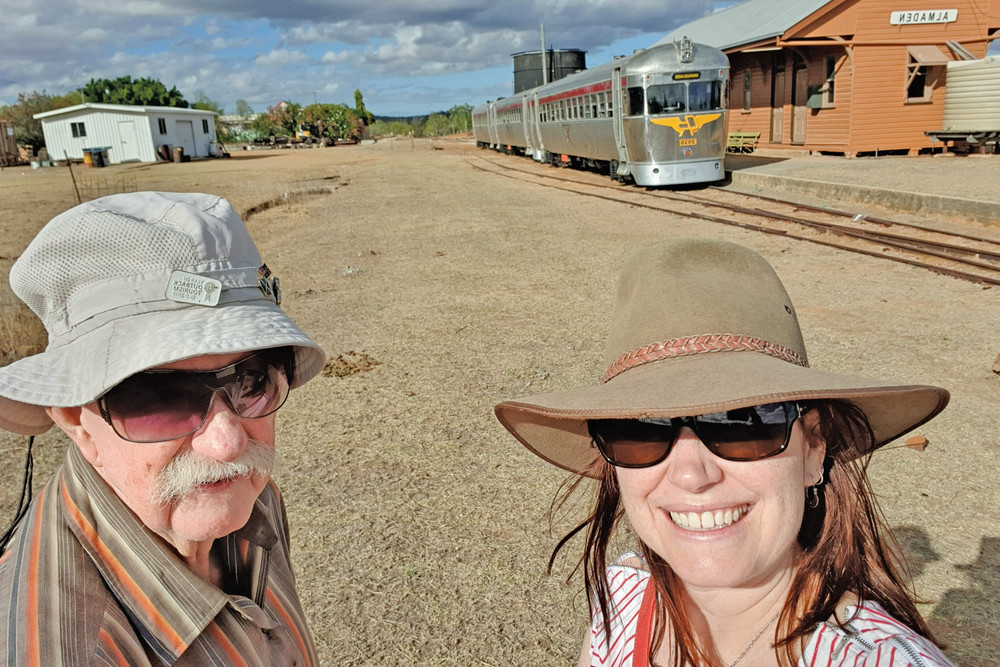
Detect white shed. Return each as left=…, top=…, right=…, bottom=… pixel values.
left=34, top=103, right=217, bottom=164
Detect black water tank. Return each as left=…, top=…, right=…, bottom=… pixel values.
left=512, top=49, right=587, bottom=93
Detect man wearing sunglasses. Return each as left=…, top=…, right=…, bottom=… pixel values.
left=0, top=192, right=326, bottom=665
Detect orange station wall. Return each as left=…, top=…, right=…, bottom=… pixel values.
left=725, top=0, right=999, bottom=155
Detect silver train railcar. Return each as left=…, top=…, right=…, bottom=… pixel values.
left=473, top=38, right=730, bottom=187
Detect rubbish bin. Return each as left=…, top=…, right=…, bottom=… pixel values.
left=157, top=145, right=171, bottom=162
left=172, top=146, right=184, bottom=163
left=91, top=150, right=105, bottom=168
left=82, top=149, right=93, bottom=167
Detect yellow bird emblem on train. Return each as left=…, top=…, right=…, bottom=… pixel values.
left=651, top=113, right=721, bottom=137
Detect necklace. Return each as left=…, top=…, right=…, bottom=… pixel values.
left=724, top=613, right=779, bottom=667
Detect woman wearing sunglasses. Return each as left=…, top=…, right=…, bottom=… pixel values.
left=495, top=238, right=954, bottom=666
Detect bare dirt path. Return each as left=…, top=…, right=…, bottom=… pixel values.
left=1, top=141, right=997, bottom=665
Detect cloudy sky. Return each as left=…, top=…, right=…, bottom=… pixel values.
left=0, top=0, right=738, bottom=117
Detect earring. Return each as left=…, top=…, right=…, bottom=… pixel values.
left=806, top=485, right=820, bottom=509
left=815, top=469, right=825, bottom=487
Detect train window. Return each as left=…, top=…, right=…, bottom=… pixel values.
left=626, top=87, right=644, bottom=115
left=646, top=83, right=686, bottom=114
left=689, top=81, right=722, bottom=111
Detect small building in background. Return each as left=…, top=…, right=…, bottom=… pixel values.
left=34, top=103, right=218, bottom=164
left=657, top=0, right=1000, bottom=156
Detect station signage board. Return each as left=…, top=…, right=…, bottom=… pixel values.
left=890, top=9, right=957, bottom=25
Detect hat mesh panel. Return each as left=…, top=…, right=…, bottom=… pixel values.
left=14, top=211, right=201, bottom=327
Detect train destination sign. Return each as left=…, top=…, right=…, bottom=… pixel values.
left=890, top=9, right=957, bottom=25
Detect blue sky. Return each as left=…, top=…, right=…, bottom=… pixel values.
left=1, top=1, right=996, bottom=118
left=0, top=1, right=735, bottom=116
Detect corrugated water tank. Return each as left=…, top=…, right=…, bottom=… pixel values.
left=512, top=49, right=587, bottom=93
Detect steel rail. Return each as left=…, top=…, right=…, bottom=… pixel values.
left=466, top=154, right=1000, bottom=287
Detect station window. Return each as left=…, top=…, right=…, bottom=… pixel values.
left=158, top=118, right=167, bottom=134
left=904, top=47, right=946, bottom=103
left=824, top=56, right=836, bottom=106
left=742, top=70, right=751, bottom=112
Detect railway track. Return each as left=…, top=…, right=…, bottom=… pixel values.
left=467, top=152, right=1000, bottom=287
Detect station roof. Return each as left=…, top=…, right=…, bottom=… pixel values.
left=653, top=0, right=835, bottom=51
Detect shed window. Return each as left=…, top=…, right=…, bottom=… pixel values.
left=158, top=118, right=167, bottom=134
left=202, top=119, right=209, bottom=133
left=71, top=122, right=86, bottom=138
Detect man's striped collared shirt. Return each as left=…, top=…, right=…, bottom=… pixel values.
left=0, top=443, right=318, bottom=666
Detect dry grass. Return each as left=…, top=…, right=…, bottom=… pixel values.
left=0, top=142, right=997, bottom=665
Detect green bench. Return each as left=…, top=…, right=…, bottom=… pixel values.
left=726, top=132, right=760, bottom=154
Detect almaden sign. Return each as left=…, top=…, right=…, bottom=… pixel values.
left=890, top=9, right=958, bottom=24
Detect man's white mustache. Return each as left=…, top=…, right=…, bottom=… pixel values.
left=150, top=439, right=277, bottom=505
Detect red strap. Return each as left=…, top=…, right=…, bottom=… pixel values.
left=633, top=577, right=656, bottom=667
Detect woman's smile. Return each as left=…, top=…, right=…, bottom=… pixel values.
left=668, top=503, right=753, bottom=531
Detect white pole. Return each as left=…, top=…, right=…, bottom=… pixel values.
left=541, top=24, right=548, bottom=85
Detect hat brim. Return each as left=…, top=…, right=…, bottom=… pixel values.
left=494, top=352, right=949, bottom=477
left=0, top=300, right=325, bottom=436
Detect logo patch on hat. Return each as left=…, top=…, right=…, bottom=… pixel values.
left=165, top=270, right=222, bottom=306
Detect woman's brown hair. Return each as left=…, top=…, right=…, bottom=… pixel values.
left=550, top=399, right=941, bottom=667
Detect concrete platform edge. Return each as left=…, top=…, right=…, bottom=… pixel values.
left=725, top=169, right=1000, bottom=226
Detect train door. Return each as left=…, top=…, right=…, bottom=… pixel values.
left=530, top=91, right=545, bottom=161
left=790, top=53, right=807, bottom=144
left=487, top=104, right=499, bottom=148
left=612, top=67, right=629, bottom=177
left=770, top=52, right=786, bottom=144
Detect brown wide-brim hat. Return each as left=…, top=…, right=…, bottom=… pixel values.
left=494, top=238, right=949, bottom=478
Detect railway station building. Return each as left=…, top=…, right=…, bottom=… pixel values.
left=657, top=0, right=1000, bottom=156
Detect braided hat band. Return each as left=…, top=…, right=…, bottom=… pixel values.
left=602, top=333, right=808, bottom=384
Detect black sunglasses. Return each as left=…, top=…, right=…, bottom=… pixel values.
left=97, top=348, right=294, bottom=443
left=589, top=402, right=802, bottom=468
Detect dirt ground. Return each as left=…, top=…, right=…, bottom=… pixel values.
left=1, top=141, right=998, bottom=665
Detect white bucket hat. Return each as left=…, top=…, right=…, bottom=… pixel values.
left=0, top=191, right=326, bottom=435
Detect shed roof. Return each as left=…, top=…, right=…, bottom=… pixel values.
left=34, top=103, right=216, bottom=120
left=654, top=0, right=836, bottom=51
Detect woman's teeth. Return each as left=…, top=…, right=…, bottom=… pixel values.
left=669, top=504, right=751, bottom=531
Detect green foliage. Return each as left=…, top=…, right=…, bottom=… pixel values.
left=301, top=103, right=366, bottom=141
left=353, top=89, right=373, bottom=124
left=250, top=112, right=283, bottom=139
left=414, top=104, right=474, bottom=137
left=370, top=119, right=415, bottom=137
left=235, top=99, right=254, bottom=117
left=0, top=91, right=76, bottom=153
left=77, top=76, right=188, bottom=108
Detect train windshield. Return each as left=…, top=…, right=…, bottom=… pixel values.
left=633, top=79, right=724, bottom=116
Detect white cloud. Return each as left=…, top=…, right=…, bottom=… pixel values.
left=254, top=48, right=309, bottom=66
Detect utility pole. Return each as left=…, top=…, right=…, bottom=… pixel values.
left=540, top=24, right=548, bottom=85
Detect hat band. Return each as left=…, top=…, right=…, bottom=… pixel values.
left=602, top=333, right=808, bottom=383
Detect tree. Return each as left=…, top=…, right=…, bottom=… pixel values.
left=447, top=104, right=473, bottom=134
left=0, top=91, right=76, bottom=154
left=235, top=99, right=254, bottom=117
left=353, top=89, right=373, bottom=124
left=370, top=119, right=415, bottom=137
left=420, top=113, right=452, bottom=137
left=76, top=76, right=188, bottom=107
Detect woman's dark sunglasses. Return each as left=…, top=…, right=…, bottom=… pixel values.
left=97, top=348, right=294, bottom=443
left=589, top=402, right=802, bottom=468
